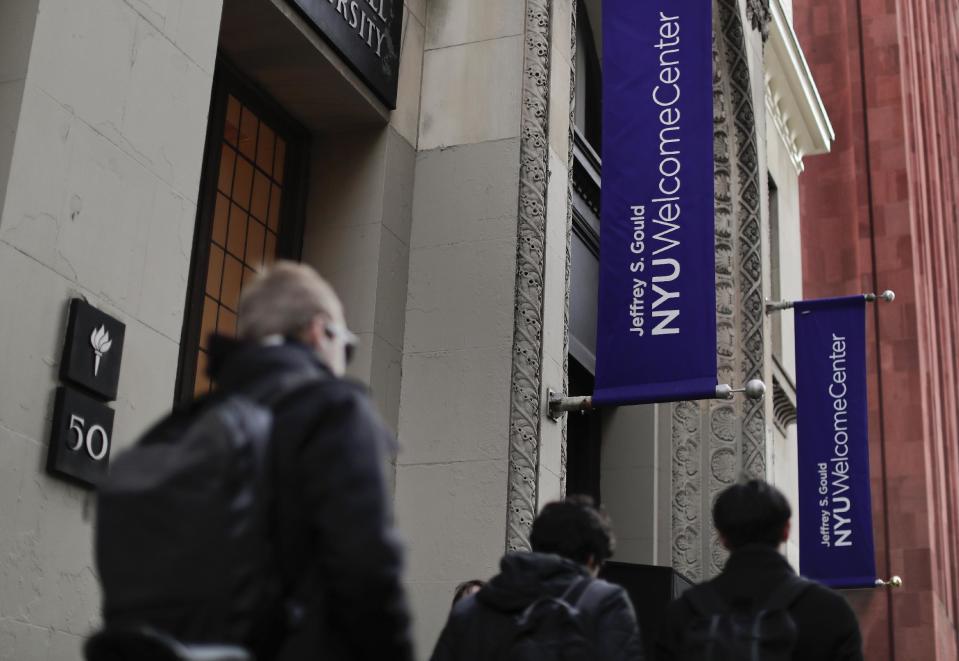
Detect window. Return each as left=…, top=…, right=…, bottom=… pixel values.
left=567, top=0, right=604, bottom=501
left=575, top=0, right=603, bottom=152
left=566, top=358, right=603, bottom=502
left=176, top=63, right=308, bottom=402
left=769, top=174, right=782, bottom=359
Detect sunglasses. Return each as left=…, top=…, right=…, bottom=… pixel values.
left=323, top=320, right=358, bottom=365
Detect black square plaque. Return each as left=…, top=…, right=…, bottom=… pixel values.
left=60, top=299, right=125, bottom=401
left=47, top=386, right=115, bottom=488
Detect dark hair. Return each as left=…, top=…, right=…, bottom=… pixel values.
left=712, top=479, right=791, bottom=549
left=451, top=580, right=485, bottom=607
left=529, top=495, right=615, bottom=566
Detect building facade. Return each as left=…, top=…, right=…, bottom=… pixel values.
left=0, top=0, right=832, bottom=658
left=795, top=0, right=959, bottom=658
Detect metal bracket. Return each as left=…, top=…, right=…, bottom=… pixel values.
left=714, top=379, right=767, bottom=401
left=547, top=389, right=593, bottom=422
left=766, top=290, right=896, bottom=314
left=874, top=576, right=903, bottom=588
left=547, top=379, right=766, bottom=420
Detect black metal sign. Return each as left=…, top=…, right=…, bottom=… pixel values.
left=287, top=0, right=402, bottom=107
left=47, top=386, right=115, bottom=487
left=60, top=299, right=126, bottom=401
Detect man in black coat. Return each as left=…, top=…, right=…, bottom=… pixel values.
left=430, top=496, right=644, bottom=661
left=210, top=262, right=414, bottom=660
left=655, top=480, right=863, bottom=661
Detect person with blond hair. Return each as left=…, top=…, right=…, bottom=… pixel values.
left=214, top=261, right=413, bottom=660
left=92, top=261, right=413, bottom=661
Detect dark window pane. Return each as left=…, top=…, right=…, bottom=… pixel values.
left=246, top=220, right=265, bottom=267
left=256, top=124, right=275, bottom=176
left=264, top=231, right=277, bottom=266
left=227, top=203, right=247, bottom=258
left=206, top=244, right=224, bottom=297
left=224, top=96, right=241, bottom=146
left=273, top=138, right=286, bottom=183
left=218, top=146, right=236, bottom=195
left=217, top=307, right=237, bottom=337
left=211, top=193, right=229, bottom=246
left=194, top=351, right=211, bottom=396
left=232, top=156, right=254, bottom=210
left=251, top=170, right=270, bottom=221
left=222, top=255, right=243, bottom=311
left=268, top=184, right=282, bottom=232
left=200, top=297, right=218, bottom=350
left=239, top=106, right=258, bottom=161
left=182, top=78, right=303, bottom=403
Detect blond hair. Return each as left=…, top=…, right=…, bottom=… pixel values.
left=237, top=261, right=342, bottom=341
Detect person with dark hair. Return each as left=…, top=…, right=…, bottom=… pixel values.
left=430, top=495, right=644, bottom=661
left=656, top=479, right=863, bottom=661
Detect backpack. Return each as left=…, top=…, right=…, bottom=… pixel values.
left=680, top=575, right=813, bottom=661
left=500, top=577, right=609, bottom=661
left=94, top=373, right=317, bottom=649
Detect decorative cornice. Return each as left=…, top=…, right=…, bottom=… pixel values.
left=764, top=0, right=834, bottom=172
left=773, top=377, right=798, bottom=432
left=506, top=0, right=553, bottom=553
left=771, top=355, right=798, bottom=433
left=765, top=77, right=805, bottom=173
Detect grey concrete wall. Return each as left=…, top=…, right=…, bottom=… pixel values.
left=299, top=0, right=424, bottom=434
left=0, top=0, right=40, bottom=217
left=765, top=61, right=805, bottom=568
left=601, top=404, right=674, bottom=566
left=0, top=1, right=222, bottom=657
left=395, top=0, right=531, bottom=654
left=301, top=124, right=415, bottom=436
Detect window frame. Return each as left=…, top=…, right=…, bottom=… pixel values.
left=174, top=58, right=311, bottom=405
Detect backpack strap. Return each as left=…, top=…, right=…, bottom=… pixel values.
left=684, top=582, right=728, bottom=617
left=249, top=371, right=325, bottom=408
left=573, top=578, right=616, bottom=616
left=761, top=575, right=813, bottom=612
left=561, top=576, right=593, bottom=606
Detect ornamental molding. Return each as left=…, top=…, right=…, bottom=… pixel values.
left=506, top=0, right=553, bottom=553
left=746, top=0, right=772, bottom=41
left=764, top=0, right=834, bottom=173
left=672, top=0, right=769, bottom=583
left=765, top=78, right=805, bottom=173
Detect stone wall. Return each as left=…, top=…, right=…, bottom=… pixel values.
left=0, top=1, right=223, bottom=657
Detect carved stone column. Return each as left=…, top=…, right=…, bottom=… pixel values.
left=672, top=0, right=768, bottom=582
left=505, top=0, right=554, bottom=553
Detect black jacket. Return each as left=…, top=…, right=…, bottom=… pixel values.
left=209, top=337, right=414, bottom=661
left=430, top=552, right=644, bottom=661
left=655, top=545, right=863, bottom=661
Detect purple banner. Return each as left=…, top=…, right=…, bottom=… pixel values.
left=594, top=0, right=716, bottom=407
left=795, top=296, right=877, bottom=588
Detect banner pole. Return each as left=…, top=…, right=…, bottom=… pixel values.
left=765, top=290, right=895, bottom=314
left=547, top=379, right=766, bottom=421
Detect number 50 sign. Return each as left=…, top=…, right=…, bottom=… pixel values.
left=47, top=387, right=115, bottom=487
left=67, top=413, right=110, bottom=461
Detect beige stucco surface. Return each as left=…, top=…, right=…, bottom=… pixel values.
left=0, top=0, right=223, bottom=656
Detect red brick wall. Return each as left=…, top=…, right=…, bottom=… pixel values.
left=794, top=0, right=959, bottom=659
